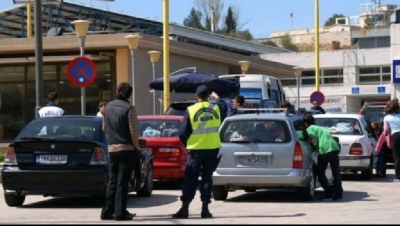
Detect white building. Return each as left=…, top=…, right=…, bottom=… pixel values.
left=261, top=48, right=390, bottom=113
left=258, top=1, right=400, bottom=113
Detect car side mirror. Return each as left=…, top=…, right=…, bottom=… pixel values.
left=138, top=139, right=146, bottom=148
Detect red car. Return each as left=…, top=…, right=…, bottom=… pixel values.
left=138, top=115, right=187, bottom=182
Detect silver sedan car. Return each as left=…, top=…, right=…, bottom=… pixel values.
left=212, top=112, right=333, bottom=201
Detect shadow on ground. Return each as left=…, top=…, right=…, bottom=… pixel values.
left=342, top=170, right=397, bottom=183
left=222, top=189, right=373, bottom=203
left=19, top=193, right=178, bottom=209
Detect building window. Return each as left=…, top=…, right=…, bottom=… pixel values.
left=0, top=66, right=25, bottom=82
left=300, top=70, right=321, bottom=86
left=358, top=66, right=390, bottom=84
left=281, top=79, right=297, bottom=86
left=0, top=83, right=26, bottom=139
left=27, top=65, right=57, bottom=81
left=322, top=68, right=343, bottom=84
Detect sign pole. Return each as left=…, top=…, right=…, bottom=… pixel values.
left=34, top=0, right=44, bottom=117
left=79, top=37, right=86, bottom=116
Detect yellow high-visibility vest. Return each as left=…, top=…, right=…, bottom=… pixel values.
left=186, top=101, right=221, bottom=150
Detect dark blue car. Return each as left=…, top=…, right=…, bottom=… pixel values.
left=1, top=116, right=153, bottom=207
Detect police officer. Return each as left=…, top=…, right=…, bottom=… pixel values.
left=37, top=91, right=65, bottom=118
left=172, top=85, right=227, bottom=219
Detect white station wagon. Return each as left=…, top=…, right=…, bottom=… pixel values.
left=212, top=110, right=333, bottom=201
left=313, top=113, right=376, bottom=180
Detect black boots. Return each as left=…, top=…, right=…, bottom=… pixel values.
left=201, top=202, right=213, bottom=218
left=172, top=201, right=190, bottom=219
left=171, top=201, right=213, bottom=219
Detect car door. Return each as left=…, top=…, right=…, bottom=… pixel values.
left=359, top=117, right=376, bottom=156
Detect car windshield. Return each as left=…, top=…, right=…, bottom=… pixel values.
left=314, top=118, right=363, bottom=135
left=363, top=106, right=385, bottom=123
left=220, top=119, right=291, bottom=143
left=139, top=119, right=181, bottom=137
left=16, top=119, right=101, bottom=141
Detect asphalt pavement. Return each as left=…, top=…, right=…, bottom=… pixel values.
left=1, top=170, right=400, bottom=224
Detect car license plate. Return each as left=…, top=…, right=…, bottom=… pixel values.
left=239, top=156, right=268, bottom=164
left=36, top=155, right=68, bottom=165
left=141, top=148, right=152, bottom=154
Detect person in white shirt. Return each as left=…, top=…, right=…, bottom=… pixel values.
left=37, top=91, right=65, bottom=118
left=97, top=101, right=108, bottom=117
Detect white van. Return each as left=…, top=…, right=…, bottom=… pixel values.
left=218, top=74, right=287, bottom=106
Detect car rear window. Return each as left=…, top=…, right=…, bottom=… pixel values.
left=220, top=120, right=291, bottom=143
left=362, top=106, right=385, bottom=123
left=139, top=119, right=181, bottom=137
left=314, top=118, right=363, bottom=135
left=16, top=119, right=100, bottom=141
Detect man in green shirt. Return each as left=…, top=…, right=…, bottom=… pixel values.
left=303, top=113, right=343, bottom=201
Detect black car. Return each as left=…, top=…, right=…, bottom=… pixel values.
left=1, top=116, right=153, bottom=207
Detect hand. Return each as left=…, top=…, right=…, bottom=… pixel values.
left=210, top=92, right=219, bottom=100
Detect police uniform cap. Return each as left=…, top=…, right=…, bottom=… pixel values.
left=196, top=85, right=210, bottom=97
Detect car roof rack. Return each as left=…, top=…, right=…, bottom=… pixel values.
left=237, top=108, right=289, bottom=116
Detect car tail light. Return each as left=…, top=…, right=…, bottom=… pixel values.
left=293, top=142, right=303, bottom=169
left=159, top=148, right=180, bottom=157
left=90, top=147, right=106, bottom=165
left=358, top=108, right=365, bottom=115
left=5, top=146, right=17, bottom=165
left=349, top=143, right=363, bottom=155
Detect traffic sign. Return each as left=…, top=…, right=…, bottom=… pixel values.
left=393, top=59, right=400, bottom=84
left=66, top=57, right=97, bottom=87
left=309, top=91, right=325, bottom=105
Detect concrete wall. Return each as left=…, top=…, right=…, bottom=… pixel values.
left=116, top=48, right=229, bottom=115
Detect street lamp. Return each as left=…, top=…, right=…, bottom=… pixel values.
left=293, top=66, right=303, bottom=110
left=71, top=19, right=91, bottom=116
left=238, top=60, right=250, bottom=74
left=148, top=50, right=161, bottom=115
left=124, top=34, right=142, bottom=105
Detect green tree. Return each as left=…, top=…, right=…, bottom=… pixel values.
left=324, top=13, right=346, bottom=27
left=224, top=6, right=237, bottom=33
left=183, top=7, right=205, bottom=30
left=280, top=34, right=297, bottom=51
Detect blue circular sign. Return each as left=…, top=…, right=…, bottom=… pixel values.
left=66, top=57, right=97, bottom=87
left=310, top=91, right=325, bottom=105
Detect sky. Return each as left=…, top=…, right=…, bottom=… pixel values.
left=0, top=0, right=395, bottom=38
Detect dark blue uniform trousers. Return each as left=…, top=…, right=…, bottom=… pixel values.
left=180, top=149, right=218, bottom=203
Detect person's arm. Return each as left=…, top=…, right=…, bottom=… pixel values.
left=383, top=117, right=390, bottom=136
left=319, top=107, right=326, bottom=114
left=216, top=99, right=228, bottom=122
left=178, top=111, right=192, bottom=147
left=128, top=106, right=139, bottom=148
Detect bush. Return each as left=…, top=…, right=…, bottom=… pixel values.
left=0, top=154, right=4, bottom=163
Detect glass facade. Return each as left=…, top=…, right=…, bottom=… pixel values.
left=0, top=61, right=113, bottom=140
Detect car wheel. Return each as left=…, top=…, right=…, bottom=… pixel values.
left=212, top=186, right=228, bottom=201
left=299, top=171, right=315, bottom=201
left=361, top=155, right=374, bottom=181
left=136, top=163, right=153, bottom=197
left=4, top=193, right=25, bottom=207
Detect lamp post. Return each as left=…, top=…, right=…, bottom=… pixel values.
left=124, top=34, right=141, bottom=105
left=293, top=66, right=303, bottom=110
left=71, top=20, right=90, bottom=116
left=147, top=50, right=161, bottom=115
left=238, top=60, right=250, bottom=74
